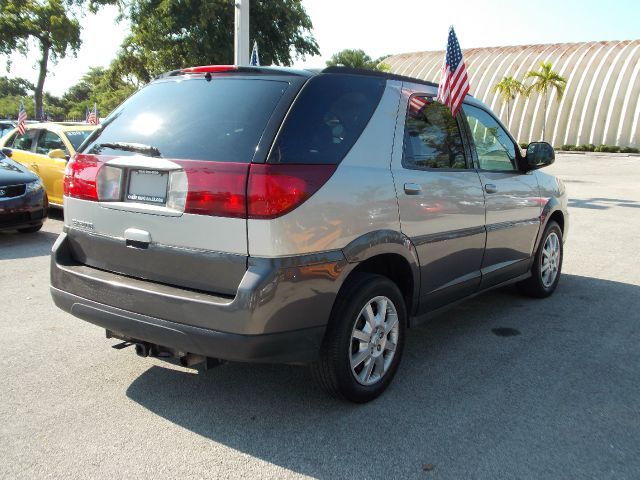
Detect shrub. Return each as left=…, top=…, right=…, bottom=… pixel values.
left=560, top=144, right=576, bottom=151
left=620, top=146, right=640, bottom=154
left=580, top=144, right=596, bottom=152
left=519, top=142, right=528, bottom=149
left=573, top=145, right=587, bottom=152
left=594, top=144, right=607, bottom=152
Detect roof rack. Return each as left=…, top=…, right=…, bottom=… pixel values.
left=320, top=66, right=439, bottom=88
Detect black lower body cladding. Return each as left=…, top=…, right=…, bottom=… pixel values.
left=50, top=231, right=353, bottom=363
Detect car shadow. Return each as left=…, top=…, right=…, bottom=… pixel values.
left=0, top=228, right=59, bottom=260
left=125, top=273, right=640, bottom=478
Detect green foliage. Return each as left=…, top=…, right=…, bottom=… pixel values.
left=0, top=0, right=84, bottom=117
left=492, top=77, right=525, bottom=103
left=519, top=142, right=528, bottom=149
left=594, top=144, right=621, bottom=153
left=326, top=49, right=389, bottom=71
left=620, top=146, right=640, bottom=154
left=525, top=62, right=567, bottom=99
left=111, top=0, right=320, bottom=84
left=0, top=76, right=35, bottom=97
left=558, top=144, right=638, bottom=153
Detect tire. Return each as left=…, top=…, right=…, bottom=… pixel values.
left=18, top=224, right=43, bottom=234
left=312, top=273, right=407, bottom=403
left=517, top=220, right=563, bottom=298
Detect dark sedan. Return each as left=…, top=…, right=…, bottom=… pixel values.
left=0, top=148, right=48, bottom=233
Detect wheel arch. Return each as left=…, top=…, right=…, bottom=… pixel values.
left=340, top=230, right=421, bottom=319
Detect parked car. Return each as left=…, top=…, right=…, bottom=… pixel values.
left=0, top=122, right=97, bottom=207
left=0, top=148, right=48, bottom=233
left=0, top=120, right=16, bottom=139
left=50, top=66, right=568, bottom=402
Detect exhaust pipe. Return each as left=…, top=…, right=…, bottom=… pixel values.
left=180, top=353, right=206, bottom=368
left=135, top=343, right=150, bottom=357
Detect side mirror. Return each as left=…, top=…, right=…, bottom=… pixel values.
left=1, top=147, right=12, bottom=158
left=523, top=142, right=555, bottom=171
left=48, top=149, right=67, bottom=160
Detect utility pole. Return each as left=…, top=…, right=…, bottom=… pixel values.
left=234, top=0, right=250, bottom=66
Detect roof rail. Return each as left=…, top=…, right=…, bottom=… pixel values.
left=320, top=66, right=439, bottom=88
left=158, top=65, right=313, bottom=79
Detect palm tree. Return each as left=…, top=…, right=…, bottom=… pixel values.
left=525, top=62, right=567, bottom=142
left=492, top=76, right=525, bottom=127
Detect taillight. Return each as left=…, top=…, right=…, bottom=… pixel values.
left=175, top=160, right=249, bottom=218
left=247, top=164, right=337, bottom=219
left=64, top=154, right=102, bottom=201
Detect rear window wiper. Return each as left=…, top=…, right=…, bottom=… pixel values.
left=93, top=142, right=161, bottom=157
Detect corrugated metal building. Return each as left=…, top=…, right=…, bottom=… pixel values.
left=384, top=41, right=640, bottom=147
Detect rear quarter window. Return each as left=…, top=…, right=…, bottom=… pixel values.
left=268, top=74, right=386, bottom=165
left=82, top=77, right=289, bottom=163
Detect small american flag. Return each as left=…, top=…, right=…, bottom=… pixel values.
left=436, top=27, right=469, bottom=118
left=87, top=103, right=99, bottom=125
left=17, top=100, right=27, bottom=135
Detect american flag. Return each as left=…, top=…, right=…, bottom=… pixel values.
left=17, top=100, right=27, bottom=135
left=436, top=27, right=469, bottom=118
left=250, top=40, right=260, bottom=67
left=408, top=95, right=433, bottom=117
left=87, top=103, right=99, bottom=125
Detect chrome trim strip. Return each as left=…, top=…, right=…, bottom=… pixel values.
left=413, top=225, right=486, bottom=246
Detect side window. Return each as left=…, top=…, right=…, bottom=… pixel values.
left=403, top=96, right=466, bottom=169
left=268, top=74, right=386, bottom=164
left=463, top=104, right=517, bottom=171
left=35, top=131, right=67, bottom=156
left=12, top=130, right=38, bottom=151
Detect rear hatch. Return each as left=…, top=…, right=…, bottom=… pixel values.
left=63, top=67, right=307, bottom=296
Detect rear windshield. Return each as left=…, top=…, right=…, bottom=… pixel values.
left=64, top=130, right=93, bottom=150
left=81, top=77, right=288, bottom=162
left=268, top=74, right=386, bottom=165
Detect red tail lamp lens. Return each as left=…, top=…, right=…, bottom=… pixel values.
left=175, top=160, right=249, bottom=218
left=247, top=164, right=337, bottom=219
left=64, top=154, right=102, bottom=201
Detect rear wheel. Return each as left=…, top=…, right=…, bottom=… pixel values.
left=518, top=220, right=563, bottom=297
left=313, top=273, right=406, bottom=403
left=18, top=224, right=43, bottom=234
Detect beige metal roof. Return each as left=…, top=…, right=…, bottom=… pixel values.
left=385, top=41, right=640, bottom=147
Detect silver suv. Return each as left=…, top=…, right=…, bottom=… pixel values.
left=50, top=66, right=568, bottom=403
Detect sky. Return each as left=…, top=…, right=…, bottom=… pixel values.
left=1, top=0, right=639, bottom=97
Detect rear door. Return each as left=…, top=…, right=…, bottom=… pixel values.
left=392, top=89, right=486, bottom=312
left=64, top=72, right=305, bottom=296
left=461, top=103, right=541, bottom=288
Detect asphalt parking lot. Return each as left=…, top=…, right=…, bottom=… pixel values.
left=1, top=153, right=639, bottom=479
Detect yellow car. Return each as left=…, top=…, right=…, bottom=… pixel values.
left=0, top=122, right=97, bottom=207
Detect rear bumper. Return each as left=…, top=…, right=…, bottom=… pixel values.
left=51, top=287, right=326, bottom=363
left=50, top=232, right=352, bottom=364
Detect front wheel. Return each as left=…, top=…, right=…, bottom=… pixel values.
left=312, top=273, right=407, bottom=403
left=518, top=220, right=563, bottom=297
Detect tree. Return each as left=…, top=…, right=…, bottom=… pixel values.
left=62, top=66, right=136, bottom=118
left=492, top=76, right=525, bottom=128
left=525, top=62, right=567, bottom=142
left=0, top=76, right=35, bottom=97
left=111, top=0, right=320, bottom=84
left=0, top=0, right=83, bottom=120
left=326, top=49, right=390, bottom=71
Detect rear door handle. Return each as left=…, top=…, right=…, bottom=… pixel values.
left=484, top=183, right=498, bottom=194
left=404, top=183, right=422, bottom=195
